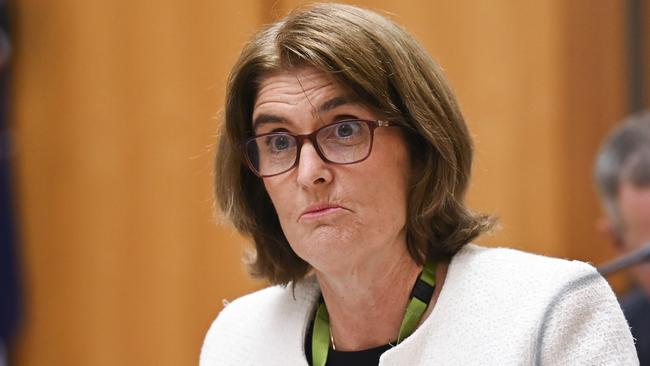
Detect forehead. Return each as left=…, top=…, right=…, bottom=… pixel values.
left=257, top=67, right=336, bottom=92
left=253, top=68, right=347, bottom=112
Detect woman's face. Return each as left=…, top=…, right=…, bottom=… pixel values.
left=252, top=67, right=411, bottom=275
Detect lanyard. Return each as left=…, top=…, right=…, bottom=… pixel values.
left=312, top=260, right=437, bottom=366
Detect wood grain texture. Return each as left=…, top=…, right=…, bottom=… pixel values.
left=11, top=1, right=265, bottom=365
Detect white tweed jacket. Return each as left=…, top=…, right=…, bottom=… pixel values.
left=200, top=244, right=638, bottom=365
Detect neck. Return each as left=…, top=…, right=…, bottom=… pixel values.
left=314, top=247, right=422, bottom=351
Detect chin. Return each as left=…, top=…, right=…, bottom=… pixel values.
left=319, top=226, right=361, bottom=247
left=293, top=232, right=361, bottom=261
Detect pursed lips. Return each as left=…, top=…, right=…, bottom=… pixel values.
left=298, top=203, right=349, bottom=221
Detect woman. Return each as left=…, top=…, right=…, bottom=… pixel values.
left=201, top=4, right=637, bottom=365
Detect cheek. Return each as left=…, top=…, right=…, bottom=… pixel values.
left=262, top=178, right=308, bottom=249
left=381, top=144, right=411, bottom=201
left=262, top=179, right=292, bottom=222
left=363, top=147, right=411, bottom=224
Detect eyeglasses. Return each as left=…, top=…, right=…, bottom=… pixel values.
left=243, top=119, right=398, bottom=178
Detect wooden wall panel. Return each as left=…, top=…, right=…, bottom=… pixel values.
left=557, top=0, right=629, bottom=290
left=11, top=1, right=265, bottom=365
left=560, top=1, right=628, bottom=262
left=8, top=1, right=633, bottom=365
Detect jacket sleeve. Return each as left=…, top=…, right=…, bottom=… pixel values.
left=535, top=265, right=638, bottom=366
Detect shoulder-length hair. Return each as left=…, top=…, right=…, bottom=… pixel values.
left=215, top=3, right=494, bottom=285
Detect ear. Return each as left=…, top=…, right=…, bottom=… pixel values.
left=597, top=217, right=625, bottom=251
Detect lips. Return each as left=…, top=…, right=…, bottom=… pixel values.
left=299, top=203, right=348, bottom=221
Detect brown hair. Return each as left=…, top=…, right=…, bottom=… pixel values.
left=215, top=3, right=494, bottom=285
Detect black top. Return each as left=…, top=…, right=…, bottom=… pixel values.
left=304, top=318, right=392, bottom=366
left=620, top=288, right=650, bottom=365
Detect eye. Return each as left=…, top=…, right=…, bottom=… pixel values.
left=334, top=121, right=361, bottom=138
left=266, top=134, right=293, bottom=152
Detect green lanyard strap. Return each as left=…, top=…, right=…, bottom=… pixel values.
left=312, top=301, right=331, bottom=366
left=311, top=260, right=437, bottom=366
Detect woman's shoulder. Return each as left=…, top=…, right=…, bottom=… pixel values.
left=210, top=276, right=319, bottom=322
left=199, top=276, right=319, bottom=365
left=454, top=243, right=596, bottom=279
left=411, top=244, right=637, bottom=364
left=442, top=244, right=611, bottom=328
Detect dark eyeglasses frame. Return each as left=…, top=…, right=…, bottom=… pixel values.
left=243, top=119, right=399, bottom=178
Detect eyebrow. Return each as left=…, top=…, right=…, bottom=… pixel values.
left=252, top=114, right=286, bottom=130
left=318, top=95, right=356, bottom=114
left=252, top=95, right=357, bottom=130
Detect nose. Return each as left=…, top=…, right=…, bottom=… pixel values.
left=296, top=140, right=333, bottom=188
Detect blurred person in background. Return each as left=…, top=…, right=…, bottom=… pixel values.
left=595, top=111, right=650, bottom=365
left=201, top=3, right=637, bottom=365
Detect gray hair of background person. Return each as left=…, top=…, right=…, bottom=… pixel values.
left=214, top=3, right=494, bottom=285
left=594, top=110, right=650, bottom=233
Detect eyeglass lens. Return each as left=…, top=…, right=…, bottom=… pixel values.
left=246, top=120, right=373, bottom=177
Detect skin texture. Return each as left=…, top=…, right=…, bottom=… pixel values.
left=616, top=184, right=650, bottom=295
left=253, top=67, right=448, bottom=350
